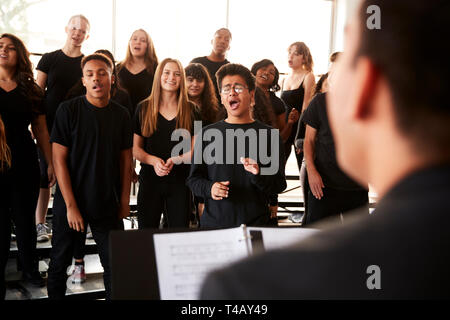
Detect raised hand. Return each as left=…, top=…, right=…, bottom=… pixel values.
left=240, top=157, right=260, bottom=175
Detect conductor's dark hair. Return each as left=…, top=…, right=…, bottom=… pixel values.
left=215, top=63, right=255, bottom=93
left=251, top=59, right=281, bottom=92
left=356, top=0, right=450, bottom=159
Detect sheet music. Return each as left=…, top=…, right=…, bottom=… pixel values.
left=247, top=227, right=318, bottom=252
left=154, top=227, right=249, bottom=300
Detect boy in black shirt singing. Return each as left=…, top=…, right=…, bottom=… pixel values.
left=187, top=63, right=286, bottom=228
left=47, top=53, right=132, bottom=299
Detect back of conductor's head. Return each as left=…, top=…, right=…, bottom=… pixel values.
left=327, top=0, right=450, bottom=188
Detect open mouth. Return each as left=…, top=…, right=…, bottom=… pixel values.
left=260, top=75, right=268, bottom=81
left=92, top=84, right=103, bottom=91
left=0, top=54, right=7, bottom=59
left=229, top=100, right=240, bottom=110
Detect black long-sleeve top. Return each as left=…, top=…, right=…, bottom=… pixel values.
left=186, top=120, right=287, bottom=228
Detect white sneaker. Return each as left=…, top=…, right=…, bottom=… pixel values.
left=36, top=223, right=50, bottom=242
left=68, top=264, right=86, bottom=284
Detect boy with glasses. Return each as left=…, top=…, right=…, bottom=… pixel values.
left=186, top=63, right=286, bottom=228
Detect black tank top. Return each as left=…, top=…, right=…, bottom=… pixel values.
left=280, top=78, right=305, bottom=144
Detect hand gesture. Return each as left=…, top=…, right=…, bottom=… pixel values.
left=153, top=157, right=170, bottom=176
left=288, top=109, right=300, bottom=124
left=211, top=181, right=230, bottom=200
left=165, top=157, right=176, bottom=173
left=240, top=157, right=260, bottom=175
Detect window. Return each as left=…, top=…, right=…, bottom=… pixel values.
left=1, top=0, right=337, bottom=76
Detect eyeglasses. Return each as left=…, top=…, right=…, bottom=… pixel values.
left=221, top=84, right=248, bottom=94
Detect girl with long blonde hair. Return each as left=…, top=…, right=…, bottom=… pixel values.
left=133, top=58, right=198, bottom=229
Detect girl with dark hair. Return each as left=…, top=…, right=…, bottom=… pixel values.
left=280, top=42, right=316, bottom=168
left=35, top=14, right=90, bottom=244
left=117, top=29, right=158, bottom=117
left=251, top=59, right=297, bottom=140
left=0, top=33, right=55, bottom=298
left=185, top=63, right=220, bottom=221
left=185, top=63, right=219, bottom=125
left=133, top=58, right=199, bottom=229
left=251, top=59, right=290, bottom=222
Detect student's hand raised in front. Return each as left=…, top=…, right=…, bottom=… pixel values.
left=211, top=181, right=230, bottom=200
left=67, top=207, right=84, bottom=232
left=240, top=157, right=260, bottom=175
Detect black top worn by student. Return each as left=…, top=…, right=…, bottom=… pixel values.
left=117, top=64, right=156, bottom=116
left=50, top=96, right=133, bottom=221
left=186, top=120, right=287, bottom=228
left=269, top=92, right=286, bottom=117
left=133, top=102, right=199, bottom=183
left=280, top=78, right=305, bottom=146
left=301, top=93, right=366, bottom=191
left=200, top=165, right=450, bottom=299
left=36, top=49, right=83, bottom=129
left=0, top=87, right=43, bottom=170
left=191, top=56, right=230, bottom=98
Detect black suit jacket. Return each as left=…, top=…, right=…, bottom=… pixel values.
left=200, top=165, right=450, bottom=299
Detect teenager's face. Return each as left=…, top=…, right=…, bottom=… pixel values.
left=327, top=12, right=366, bottom=183
left=186, top=76, right=205, bottom=98
left=160, top=62, right=181, bottom=92
left=0, top=37, right=17, bottom=69
left=212, top=30, right=231, bottom=55
left=129, top=30, right=148, bottom=58
left=220, top=75, right=254, bottom=119
left=255, top=64, right=276, bottom=89
left=288, top=46, right=304, bottom=69
left=82, top=59, right=113, bottom=100
left=66, top=17, right=89, bottom=47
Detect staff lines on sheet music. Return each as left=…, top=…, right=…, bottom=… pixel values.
left=169, top=241, right=236, bottom=256
left=172, top=262, right=222, bottom=277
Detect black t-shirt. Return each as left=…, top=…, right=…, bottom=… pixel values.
left=190, top=56, right=230, bottom=99
left=0, top=86, right=43, bottom=170
left=117, top=64, right=156, bottom=116
left=269, top=92, right=287, bottom=116
left=187, top=120, right=287, bottom=228
left=133, top=102, right=199, bottom=183
left=36, top=49, right=83, bottom=129
left=50, top=96, right=133, bottom=220
left=301, top=93, right=366, bottom=190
